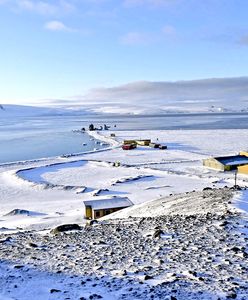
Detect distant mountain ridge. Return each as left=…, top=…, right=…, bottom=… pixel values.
left=2, top=77, right=248, bottom=115
left=46, top=77, right=248, bottom=115
left=0, top=104, right=92, bottom=117
left=0, top=104, right=62, bottom=117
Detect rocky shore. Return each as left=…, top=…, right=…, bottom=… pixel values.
left=0, top=188, right=247, bottom=300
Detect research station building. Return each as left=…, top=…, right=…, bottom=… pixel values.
left=83, top=197, right=133, bottom=219
left=203, top=155, right=248, bottom=171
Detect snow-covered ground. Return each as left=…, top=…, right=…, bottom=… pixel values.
left=0, top=128, right=248, bottom=299
left=0, top=189, right=247, bottom=300
left=1, top=129, right=248, bottom=231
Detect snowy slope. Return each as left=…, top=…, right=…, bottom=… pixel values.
left=0, top=128, right=248, bottom=300
left=4, top=76, right=248, bottom=116
left=1, top=128, right=248, bottom=232
left=0, top=104, right=92, bottom=117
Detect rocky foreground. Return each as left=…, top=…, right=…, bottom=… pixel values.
left=0, top=188, right=248, bottom=300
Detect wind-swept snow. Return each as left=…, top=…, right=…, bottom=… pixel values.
left=233, top=190, right=248, bottom=214
left=1, top=129, right=248, bottom=231
left=0, top=128, right=248, bottom=299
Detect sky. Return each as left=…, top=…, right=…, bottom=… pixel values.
left=0, top=0, right=248, bottom=105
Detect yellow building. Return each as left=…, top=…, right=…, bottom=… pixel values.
left=203, top=155, right=248, bottom=171
left=136, top=139, right=151, bottom=146
left=123, top=140, right=137, bottom=145
left=123, top=139, right=151, bottom=146
left=83, top=197, right=133, bottom=219
left=239, top=151, right=248, bottom=157
left=238, top=164, right=248, bottom=175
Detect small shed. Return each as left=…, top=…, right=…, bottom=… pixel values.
left=159, top=145, right=167, bottom=150
left=136, top=139, right=151, bottom=146
left=83, top=197, right=133, bottom=219
left=123, top=140, right=137, bottom=145
left=203, top=155, right=248, bottom=171
left=149, top=142, right=160, bottom=148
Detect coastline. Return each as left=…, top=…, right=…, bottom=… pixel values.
left=0, top=128, right=248, bottom=299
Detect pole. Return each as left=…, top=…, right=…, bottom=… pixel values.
left=234, top=170, right=237, bottom=189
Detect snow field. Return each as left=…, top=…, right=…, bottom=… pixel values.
left=0, top=129, right=248, bottom=232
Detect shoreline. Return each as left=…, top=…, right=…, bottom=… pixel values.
left=1, top=128, right=248, bottom=231
left=0, top=130, right=117, bottom=168
left=0, top=128, right=248, bottom=299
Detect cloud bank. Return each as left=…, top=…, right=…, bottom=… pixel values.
left=69, top=77, right=248, bottom=114
left=84, top=77, right=248, bottom=103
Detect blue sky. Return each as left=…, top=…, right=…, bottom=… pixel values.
left=0, top=0, right=248, bottom=104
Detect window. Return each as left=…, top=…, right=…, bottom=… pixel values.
left=95, top=211, right=100, bottom=218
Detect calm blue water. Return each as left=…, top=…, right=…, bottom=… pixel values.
left=1, top=112, right=248, bottom=164
left=0, top=115, right=107, bottom=164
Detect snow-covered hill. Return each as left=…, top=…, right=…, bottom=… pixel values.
left=0, top=104, right=92, bottom=117
left=0, top=104, right=64, bottom=117
left=2, top=77, right=248, bottom=115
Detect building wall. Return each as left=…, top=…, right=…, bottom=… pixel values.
left=93, top=207, right=128, bottom=219
left=123, top=140, right=137, bottom=145
left=136, top=140, right=151, bottom=146
left=123, top=139, right=151, bottom=146
left=238, top=165, right=248, bottom=174
left=85, top=206, right=92, bottom=219
left=239, top=151, right=248, bottom=157
left=203, top=158, right=225, bottom=171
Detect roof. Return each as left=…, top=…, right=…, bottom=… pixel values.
left=83, top=197, right=133, bottom=210
left=215, top=155, right=248, bottom=166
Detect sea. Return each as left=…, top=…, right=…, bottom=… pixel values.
left=1, top=112, right=248, bottom=164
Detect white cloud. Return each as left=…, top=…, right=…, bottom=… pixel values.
left=44, top=20, right=75, bottom=32
left=1, top=0, right=75, bottom=15
left=123, top=0, right=177, bottom=8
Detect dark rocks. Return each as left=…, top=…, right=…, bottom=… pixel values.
left=89, top=294, right=103, bottom=299
left=231, top=246, right=241, bottom=253
left=220, top=220, right=229, bottom=227
left=27, top=242, right=38, bottom=248
left=50, top=224, right=81, bottom=234
left=4, top=209, right=31, bottom=216
left=153, top=229, right=164, bottom=239
left=0, top=200, right=247, bottom=300
left=93, top=189, right=109, bottom=196
left=13, top=265, right=24, bottom=269
left=50, top=289, right=61, bottom=293
left=203, top=187, right=212, bottom=191
left=0, top=237, right=12, bottom=244
left=144, top=275, right=154, bottom=280
left=89, top=220, right=98, bottom=226
left=226, top=292, right=237, bottom=299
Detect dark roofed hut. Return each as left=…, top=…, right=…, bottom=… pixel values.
left=203, top=155, right=248, bottom=171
